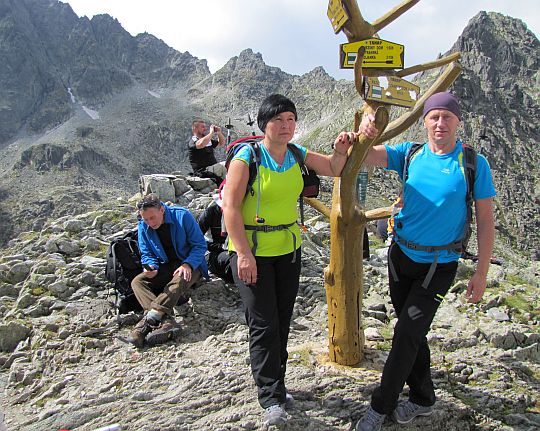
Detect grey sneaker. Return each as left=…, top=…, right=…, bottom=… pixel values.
left=393, top=400, right=433, bottom=424
left=355, top=406, right=385, bottom=431
left=264, top=404, right=287, bottom=426
left=146, top=314, right=182, bottom=346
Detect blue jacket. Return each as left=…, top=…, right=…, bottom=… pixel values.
left=138, top=204, right=208, bottom=278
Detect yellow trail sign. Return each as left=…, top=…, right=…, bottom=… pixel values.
left=340, top=38, right=404, bottom=69
left=362, top=76, right=420, bottom=108
left=327, top=0, right=349, bottom=34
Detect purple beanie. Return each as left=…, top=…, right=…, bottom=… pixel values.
left=423, top=92, right=461, bottom=120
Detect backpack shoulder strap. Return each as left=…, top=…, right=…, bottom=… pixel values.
left=403, top=143, right=424, bottom=183
left=461, top=144, right=477, bottom=202
left=459, top=144, right=477, bottom=253
left=247, top=141, right=262, bottom=195
left=287, top=143, right=308, bottom=174
left=226, top=137, right=263, bottom=196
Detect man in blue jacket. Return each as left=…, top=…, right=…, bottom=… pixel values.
left=127, top=194, right=208, bottom=347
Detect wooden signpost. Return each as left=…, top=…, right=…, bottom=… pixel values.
left=307, top=0, right=463, bottom=365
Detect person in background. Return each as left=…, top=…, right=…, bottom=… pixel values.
left=222, top=93, right=359, bottom=426
left=197, top=198, right=234, bottom=284
left=127, top=194, right=208, bottom=348
left=355, top=92, right=496, bottom=431
left=187, top=118, right=226, bottom=185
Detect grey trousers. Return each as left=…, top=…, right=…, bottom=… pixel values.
left=131, top=260, right=201, bottom=315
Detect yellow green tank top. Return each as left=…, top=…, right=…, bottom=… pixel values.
left=228, top=142, right=307, bottom=256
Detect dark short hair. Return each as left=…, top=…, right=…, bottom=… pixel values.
left=136, top=193, right=161, bottom=210
left=257, top=94, right=298, bottom=133
left=192, top=118, right=205, bottom=128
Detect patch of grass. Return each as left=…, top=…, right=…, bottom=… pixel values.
left=375, top=340, right=392, bottom=351
left=289, top=348, right=316, bottom=368
left=500, top=291, right=540, bottom=323
left=108, top=212, right=127, bottom=223
left=19, top=231, right=39, bottom=241
left=375, top=324, right=393, bottom=351
left=369, top=234, right=385, bottom=250
left=30, top=287, right=47, bottom=296
left=453, top=392, right=479, bottom=409
left=378, top=324, right=393, bottom=340
left=506, top=274, right=529, bottom=286
left=527, top=401, right=540, bottom=414
left=85, top=243, right=108, bottom=258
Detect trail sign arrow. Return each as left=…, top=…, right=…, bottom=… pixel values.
left=340, top=38, right=404, bottom=69
left=327, top=0, right=349, bottom=34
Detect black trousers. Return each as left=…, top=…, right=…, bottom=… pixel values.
left=231, top=249, right=301, bottom=409
left=207, top=250, right=234, bottom=284
left=194, top=169, right=223, bottom=186
left=371, top=243, right=457, bottom=414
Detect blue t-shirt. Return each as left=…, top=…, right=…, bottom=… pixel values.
left=385, top=140, right=496, bottom=263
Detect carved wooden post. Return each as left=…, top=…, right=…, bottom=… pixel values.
left=319, top=0, right=463, bottom=365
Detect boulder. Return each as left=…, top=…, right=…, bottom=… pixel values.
left=0, top=322, right=31, bottom=352
left=139, top=174, right=176, bottom=202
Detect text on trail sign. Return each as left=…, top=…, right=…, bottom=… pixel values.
left=340, top=38, right=404, bottom=69
left=327, top=0, right=349, bottom=34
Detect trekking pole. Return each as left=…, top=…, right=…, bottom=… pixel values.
left=225, top=117, right=234, bottom=147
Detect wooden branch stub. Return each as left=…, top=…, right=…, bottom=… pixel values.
left=304, top=197, right=331, bottom=219
left=365, top=206, right=393, bottom=221
left=396, top=52, right=461, bottom=77
left=372, top=0, right=421, bottom=33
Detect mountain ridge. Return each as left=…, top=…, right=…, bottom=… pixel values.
left=0, top=0, right=538, bottom=260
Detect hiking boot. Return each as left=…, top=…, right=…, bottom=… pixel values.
left=393, top=400, right=433, bottom=424
left=264, top=404, right=287, bottom=426
left=355, top=406, right=386, bottom=431
left=146, top=314, right=182, bottom=346
left=126, top=314, right=159, bottom=348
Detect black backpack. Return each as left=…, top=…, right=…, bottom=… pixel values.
left=105, top=229, right=143, bottom=313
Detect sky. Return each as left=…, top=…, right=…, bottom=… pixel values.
left=62, top=0, right=539, bottom=81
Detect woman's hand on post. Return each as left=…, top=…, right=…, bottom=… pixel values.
left=333, top=131, right=358, bottom=156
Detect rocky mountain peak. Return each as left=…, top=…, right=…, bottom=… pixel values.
left=454, top=11, right=539, bottom=88
left=214, top=48, right=288, bottom=81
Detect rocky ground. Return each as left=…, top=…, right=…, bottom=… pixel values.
left=0, top=176, right=538, bottom=431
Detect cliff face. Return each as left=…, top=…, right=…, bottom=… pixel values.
left=0, top=0, right=210, bottom=143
